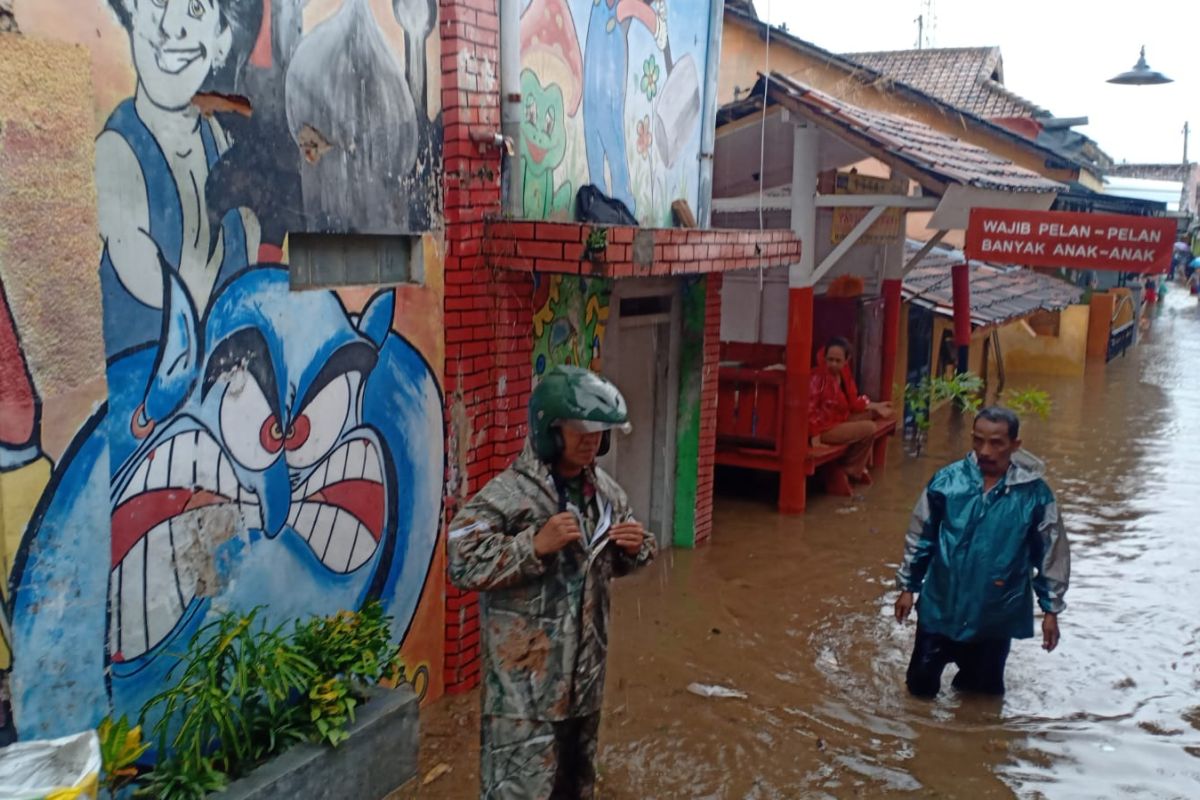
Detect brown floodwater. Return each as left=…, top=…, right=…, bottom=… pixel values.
left=407, top=290, right=1200, bottom=799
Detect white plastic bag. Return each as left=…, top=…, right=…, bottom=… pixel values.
left=0, top=731, right=100, bottom=800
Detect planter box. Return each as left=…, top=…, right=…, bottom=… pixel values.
left=215, top=685, right=419, bottom=800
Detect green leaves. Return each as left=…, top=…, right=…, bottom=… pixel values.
left=901, top=372, right=1053, bottom=455
left=97, top=714, right=151, bottom=793
left=133, top=602, right=405, bottom=798
left=1003, top=387, right=1053, bottom=420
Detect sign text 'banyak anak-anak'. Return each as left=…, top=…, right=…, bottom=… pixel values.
left=964, top=209, right=1176, bottom=273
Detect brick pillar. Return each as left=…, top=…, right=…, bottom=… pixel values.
left=693, top=274, right=722, bottom=544
left=440, top=0, right=520, bottom=694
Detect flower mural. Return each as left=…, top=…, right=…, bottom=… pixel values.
left=640, top=55, right=660, bottom=101
left=637, top=116, right=653, bottom=160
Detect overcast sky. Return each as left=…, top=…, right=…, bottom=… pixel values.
left=765, top=0, right=1198, bottom=166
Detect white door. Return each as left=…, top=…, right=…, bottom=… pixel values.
left=598, top=281, right=680, bottom=548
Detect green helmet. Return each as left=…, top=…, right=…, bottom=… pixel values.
left=529, top=366, right=630, bottom=462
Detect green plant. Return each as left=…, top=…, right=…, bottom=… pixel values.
left=133, top=603, right=406, bottom=798
left=1003, top=387, right=1053, bottom=420
left=293, top=600, right=404, bottom=690
left=292, top=601, right=404, bottom=747
left=901, top=371, right=985, bottom=455
left=307, top=677, right=356, bottom=747
left=98, top=714, right=151, bottom=793
left=585, top=227, right=608, bottom=255
left=138, top=609, right=318, bottom=797
left=136, top=754, right=227, bottom=800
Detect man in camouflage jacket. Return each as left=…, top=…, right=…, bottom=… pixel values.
left=448, top=366, right=656, bottom=799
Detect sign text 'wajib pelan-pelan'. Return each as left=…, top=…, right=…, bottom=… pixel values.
left=964, top=209, right=1176, bottom=273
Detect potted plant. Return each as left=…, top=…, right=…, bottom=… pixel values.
left=98, top=602, right=418, bottom=799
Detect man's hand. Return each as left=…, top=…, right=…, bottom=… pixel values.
left=609, top=521, right=646, bottom=555
left=533, top=513, right=583, bottom=557
left=894, top=590, right=915, bottom=623
left=1042, top=613, right=1060, bottom=652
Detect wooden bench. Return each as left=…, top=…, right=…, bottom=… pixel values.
left=715, top=364, right=896, bottom=511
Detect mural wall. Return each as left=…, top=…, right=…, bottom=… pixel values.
left=6, top=0, right=446, bottom=740
left=519, top=0, right=711, bottom=226
left=532, top=274, right=611, bottom=377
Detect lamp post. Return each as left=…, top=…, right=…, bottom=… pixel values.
left=1107, top=46, right=1173, bottom=85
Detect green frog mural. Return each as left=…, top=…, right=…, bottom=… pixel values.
left=520, top=69, right=573, bottom=218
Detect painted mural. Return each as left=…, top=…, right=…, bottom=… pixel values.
left=519, top=0, right=708, bottom=225
left=532, top=274, right=610, bottom=376
left=5, top=0, right=446, bottom=740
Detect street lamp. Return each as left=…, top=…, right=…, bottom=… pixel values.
left=1107, top=46, right=1172, bottom=85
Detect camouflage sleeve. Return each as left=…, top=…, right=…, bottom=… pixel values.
left=447, top=475, right=546, bottom=592
left=610, top=485, right=656, bottom=577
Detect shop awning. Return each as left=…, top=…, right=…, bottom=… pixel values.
left=901, top=240, right=1083, bottom=327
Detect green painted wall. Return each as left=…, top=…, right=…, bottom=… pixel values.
left=672, top=277, right=706, bottom=548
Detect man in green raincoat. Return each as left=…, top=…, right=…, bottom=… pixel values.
left=895, top=407, right=1070, bottom=697
left=448, top=365, right=656, bottom=798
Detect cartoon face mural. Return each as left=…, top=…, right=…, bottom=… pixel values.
left=520, top=69, right=572, bottom=218
left=123, top=0, right=235, bottom=110
left=5, top=0, right=446, bottom=741
left=519, top=0, right=709, bottom=226
left=11, top=266, right=443, bottom=735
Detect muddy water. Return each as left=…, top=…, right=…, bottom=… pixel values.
left=413, top=292, right=1200, bottom=799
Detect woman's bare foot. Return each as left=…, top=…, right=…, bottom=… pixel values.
left=850, top=470, right=873, bottom=486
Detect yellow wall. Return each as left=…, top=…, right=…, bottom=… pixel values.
left=998, top=306, right=1090, bottom=377
left=719, top=17, right=1080, bottom=186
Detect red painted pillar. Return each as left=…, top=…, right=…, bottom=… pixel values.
left=951, top=263, right=971, bottom=373
left=879, top=278, right=902, bottom=402
left=779, top=286, right=814, bottom=514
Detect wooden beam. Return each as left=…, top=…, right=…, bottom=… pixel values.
left=811, top=205, right=886, bottom=285
left=815, top=194, right=939, bottom=209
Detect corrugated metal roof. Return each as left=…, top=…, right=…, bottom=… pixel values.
left=743, top=73, right=1064, bottom=195
left=901, top=239, right=1083, bottom=327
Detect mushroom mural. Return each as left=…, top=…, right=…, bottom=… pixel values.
left=519, top=0, right=583, bottom=218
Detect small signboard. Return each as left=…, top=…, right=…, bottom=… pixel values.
left=965, top=209, right=1175, bottom=273
left=829, top=172, right=906, bottom=244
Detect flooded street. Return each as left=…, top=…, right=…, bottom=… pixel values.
left=413, top=291, right=1200, bottom=799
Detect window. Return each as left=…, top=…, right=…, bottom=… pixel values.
left=288, top=233, right=422, bottom=289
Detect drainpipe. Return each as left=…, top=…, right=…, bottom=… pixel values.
left=499, top=0, right=523, bottom=216
left=695, top=0, right=725, bottom=228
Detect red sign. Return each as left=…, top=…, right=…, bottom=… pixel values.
left=965, top=209, right=1176, bottom=273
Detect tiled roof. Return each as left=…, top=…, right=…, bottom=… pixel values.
left=720, top=9, right=1083, bottom=174
left=747, top=73, right=1063, bottom=194
left=843, top=47, right=1047, bottom=119
left=901, top=240, right=1083, bottom=326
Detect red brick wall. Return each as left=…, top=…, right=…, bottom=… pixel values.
left=694, top=274, right=722, bottom=544
left=485, top=221, right=801, bottom=277
left=440, top=0, right=534, bottom=694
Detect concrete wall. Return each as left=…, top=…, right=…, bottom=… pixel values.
left=4, top=0, right=447, bottom=740
left=999, top=306, right=1090, bottom=377
left=519, top=0, right=713, bottom=225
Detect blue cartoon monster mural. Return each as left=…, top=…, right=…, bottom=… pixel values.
left=9, top=265, right=443, bottom=738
